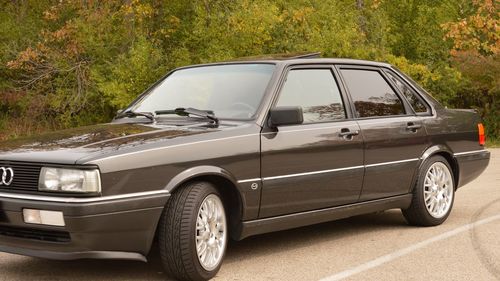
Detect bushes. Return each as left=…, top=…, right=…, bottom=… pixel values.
left=0, top=0, right=498, bottom=141
left=94, top=37, right=167, bottom=109
left=450, top=52, right=500, bottom=139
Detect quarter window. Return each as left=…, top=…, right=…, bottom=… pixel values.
left=276, top=69, right=346, bottom=123
left=340, top=69, right=405, bottom=118
left=384, top=70, right=430, bottom=114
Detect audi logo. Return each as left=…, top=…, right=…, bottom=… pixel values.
left=0, top=167, right=14, bottom=186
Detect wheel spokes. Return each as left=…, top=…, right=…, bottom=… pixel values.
left=195, top=194, right=227, bottom=271
left=423, top=162, right=454, bottom=219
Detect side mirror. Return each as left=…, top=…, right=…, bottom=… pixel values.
left=269, top=106, right=303, bottom=127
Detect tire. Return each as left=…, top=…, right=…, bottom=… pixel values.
left=402, top=155, right=455, bottom=226
left=158, top=181, right=228, bottom=281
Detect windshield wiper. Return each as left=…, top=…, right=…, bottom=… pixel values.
left=155, top=108, right=219, bottom=124
left=116, top=110, right=156, bottom=122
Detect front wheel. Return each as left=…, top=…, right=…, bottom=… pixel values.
left=402, top=156, right=455, bottom=226
left=158, top=181, right=228, bottom=281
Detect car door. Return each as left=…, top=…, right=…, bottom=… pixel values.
left=259, top=66, right=364, bottom=218
left=337, top=65, right=429, bottom=201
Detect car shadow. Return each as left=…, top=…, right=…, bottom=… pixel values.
left=0, top=210, right=409, bottom=280
left=224, top=209, right=409, bottom=265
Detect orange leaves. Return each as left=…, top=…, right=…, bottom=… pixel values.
left=120, top=0, right=154, bottom=24
left=43, top=23, right=83, bottom=58
left=443, top=1, right=500, bottom=139
left=43, top=4, right=60, bottom=21
left=9, top=2, right=83, bottom=72
left=474, top=0, right=496, bottom=14
left=7, top=47, right=41, bottom=71
left=442, top=0, right=499, bottom=56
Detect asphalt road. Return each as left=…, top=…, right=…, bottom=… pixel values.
left=1, top=149, right=499, bottom=281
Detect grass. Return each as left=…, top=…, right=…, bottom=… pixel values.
left=486, top=139, right=500, bottom=148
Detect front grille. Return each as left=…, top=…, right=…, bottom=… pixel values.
left=0, top=162, right=42, bottom=191
left=0, top=225, right=71, bottom=243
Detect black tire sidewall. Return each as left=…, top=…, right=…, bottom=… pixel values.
left=158, top=181, right=228, bottom=281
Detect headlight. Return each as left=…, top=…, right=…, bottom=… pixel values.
left=39, top=167, right=101, bottom=193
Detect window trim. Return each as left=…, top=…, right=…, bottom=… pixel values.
left=382, top=67, right=433, bottom=117
left=267, top=64, right=353, bottom=127
left=335, top=65, right=412, bottom=120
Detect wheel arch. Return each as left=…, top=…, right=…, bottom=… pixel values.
left=416, top=145, right=460, bottom=190
left=164, top=165, right=244, bottom=239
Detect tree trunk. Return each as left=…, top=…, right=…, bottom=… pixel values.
left=357, top=0, right=367, bottom=36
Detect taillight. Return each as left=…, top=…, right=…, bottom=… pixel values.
left=478, top=123, right=485, bottom=146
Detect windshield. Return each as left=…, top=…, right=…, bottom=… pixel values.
left=130, top=64, right=276, bottom=119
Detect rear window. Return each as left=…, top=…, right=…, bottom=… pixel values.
left=384, top=70, right=430, bottom=114
left=340, top=69, right=405, bottom=118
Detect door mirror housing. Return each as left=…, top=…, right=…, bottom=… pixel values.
left=269, top=106, right=303, bottom=127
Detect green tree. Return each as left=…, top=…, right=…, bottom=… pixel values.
left=0, top=0, right=498, bottom=142
left=442, top=0, right=500, bottom=139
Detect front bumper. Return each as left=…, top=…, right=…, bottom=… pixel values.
left=0, top=191, right=170, bottom=261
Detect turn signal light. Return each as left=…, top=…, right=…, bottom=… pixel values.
left=478, top=123, right=485, bottom=146
left=23, top=209, right=65, bottom=227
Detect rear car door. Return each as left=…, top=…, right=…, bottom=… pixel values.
left=337, top=66, right=429, bottom=201
left=259, top=66, right=364, bottom=218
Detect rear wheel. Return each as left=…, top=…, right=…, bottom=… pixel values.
left=159, top=181, right=227, bottom=281
left=402, top=156, right=455, bottom=226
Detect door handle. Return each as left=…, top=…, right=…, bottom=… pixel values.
left=406, top=122, right=422, bottom=132
left=339, top=128, right=359, bottom=139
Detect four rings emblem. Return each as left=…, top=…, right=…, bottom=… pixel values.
left=0, top=167, right=14, bottom=186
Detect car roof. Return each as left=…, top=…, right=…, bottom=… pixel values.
left=270, top=58, right=391, bottom=67
left=174, top=53, right=392, bottom=71
left=225, top=52, right=392, bottom=67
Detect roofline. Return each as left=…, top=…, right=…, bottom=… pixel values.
left=274, top=58, right=392, bottom=67
left=172, top=58, right=392, bottom=72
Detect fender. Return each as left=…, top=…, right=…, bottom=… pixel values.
left=165, top=165, right=240, bottom=193
left=408, top=144, right=456, bottom=193
left=164, top=165, right=249, bottom=238
left=419, top=144, right=454, bottom=163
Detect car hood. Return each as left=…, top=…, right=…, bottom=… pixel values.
left=0, top=122, right=215, bottom=164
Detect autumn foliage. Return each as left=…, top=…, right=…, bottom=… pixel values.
left=0, top=0, right=498, bottom=141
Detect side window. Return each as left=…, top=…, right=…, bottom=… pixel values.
left=384, top=70, right=430, bottom=114
left=340, top=69, right=405, bottom=118
left=276, top=69, right=346, bottom=123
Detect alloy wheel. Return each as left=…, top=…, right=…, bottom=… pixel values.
left=423, top=162, right=454, bottom=218
left=195, top=194, right=227, bottom=271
